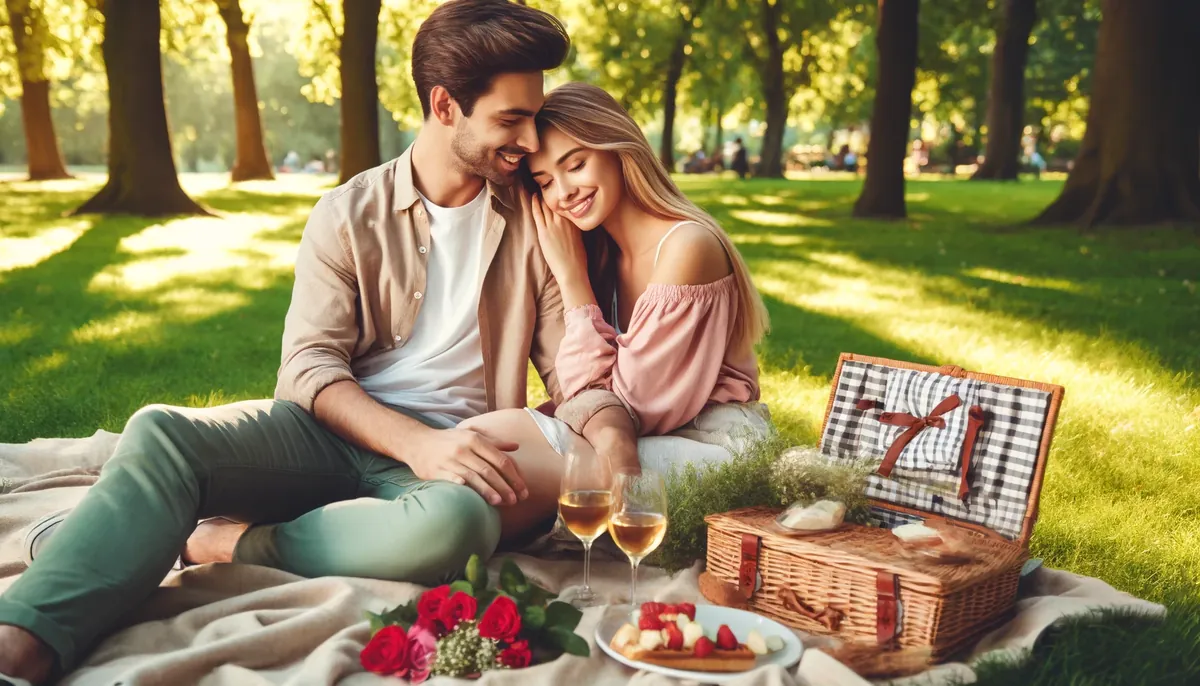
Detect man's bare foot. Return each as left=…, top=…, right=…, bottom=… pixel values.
left=0, top=625, right=54, bottom=684
left=182, top=518, right=250, bottom=565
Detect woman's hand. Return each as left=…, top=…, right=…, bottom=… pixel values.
left=530, top=193, right=594, bottom=307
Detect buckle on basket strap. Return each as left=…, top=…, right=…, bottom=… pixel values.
left=738, top=533, right=762, bottom=599
left=876, top=571, right=902, bottom=646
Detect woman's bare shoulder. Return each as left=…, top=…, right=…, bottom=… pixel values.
left=651, top=222, right=733, bottom=286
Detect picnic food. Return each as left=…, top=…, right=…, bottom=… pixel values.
left=609, top=602, right=782, bottom=672
left=891, top=522, right=943, bottom=544
left=778, top=499, right=846, bottom=531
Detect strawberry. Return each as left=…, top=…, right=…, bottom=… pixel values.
left=638, top=613, right=665, bottom=631
left=676, top=602, right=697, bottom=621
left=693, top=636, right=715, bottom=658
left=640, top=602, right=667, bottom=619
left=716, top=624, right=738, bottom=651
left=664, top=623, right=684, bottom=650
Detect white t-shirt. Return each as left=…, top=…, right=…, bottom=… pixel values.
left=357, top=187, right=489, bottom=428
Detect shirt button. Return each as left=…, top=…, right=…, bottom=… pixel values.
left=394, top=334, right=403, bottom=342
left=414, top=291, right=423, bottom=300
left=418, top=246, right=428, bottom=254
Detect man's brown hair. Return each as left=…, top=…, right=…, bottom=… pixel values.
left=412, top=0, right=570, bottom=119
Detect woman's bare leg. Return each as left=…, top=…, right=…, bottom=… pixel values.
left=459, top=409, right=586, bottom=541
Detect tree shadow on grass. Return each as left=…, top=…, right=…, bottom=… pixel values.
left=0, top=197, right=311, bottom=441
left=757, top=293, right=939, bottom=379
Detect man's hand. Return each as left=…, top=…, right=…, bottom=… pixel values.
left=313, top=380, right=528, bottom=507
left=403, top=428, right=528, bottom=506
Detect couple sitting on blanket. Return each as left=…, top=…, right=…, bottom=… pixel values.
left=0, top=1, right=772, bottom=682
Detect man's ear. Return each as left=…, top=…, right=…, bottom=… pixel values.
left=429, top=85, right=457, bottom=127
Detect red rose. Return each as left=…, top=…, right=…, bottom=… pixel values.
left=499, top=639, right=532, bottom=669
left=417, top=585, right=452, bottom=626
left=478, top=596, right=522, bottom=643
left=360, top=625, right=409, bottom=676
left=438, top=591, right=478, bottom=631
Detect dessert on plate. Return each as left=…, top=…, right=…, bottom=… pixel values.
left=609, top=602, right=785, bottom=673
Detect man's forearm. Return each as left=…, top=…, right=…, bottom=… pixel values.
left=312, top=379, right=432, bottom=463
left=580, top=405, right=640, bottom=475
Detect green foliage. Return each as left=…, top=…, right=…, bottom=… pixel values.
left=650, top=431, right=785, bottom=572
left=770, top=447, right=874, bottom=524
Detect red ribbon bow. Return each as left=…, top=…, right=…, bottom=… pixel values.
left=876, top=394, right=962, bottom=478
left=874, top=394, right=985, bottom=501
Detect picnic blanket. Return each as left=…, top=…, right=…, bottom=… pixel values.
left=0, top=431, right=1165, bottom=686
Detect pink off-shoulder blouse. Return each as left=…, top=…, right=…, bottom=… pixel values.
left=555, top=272, right=761, bottom=436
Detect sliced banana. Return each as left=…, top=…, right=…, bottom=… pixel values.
left=746, top=629, right=769, bottom=655
left=613, top=623, right=641, bottom=649
left=639, top=629, right=664, bottom=651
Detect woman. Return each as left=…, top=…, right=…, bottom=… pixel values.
left=462, top=81, right=771, bottom=511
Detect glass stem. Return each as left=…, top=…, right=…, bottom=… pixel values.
left=582, top=540, right=593, bottom=593
left=629, top=558, right=640, bottom=606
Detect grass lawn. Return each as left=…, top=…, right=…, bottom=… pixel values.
left=2, top=171, right=1199, bottom=684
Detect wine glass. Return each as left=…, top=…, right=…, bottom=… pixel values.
left=608, top=470, right=668, bottom=607
left=558, top=445, right=613, bottom=608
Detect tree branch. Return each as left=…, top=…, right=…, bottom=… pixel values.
left=311, top=0, right=339, bottom=39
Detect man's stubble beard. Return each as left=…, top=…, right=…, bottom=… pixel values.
left=450, top=120, right=516, bottom=187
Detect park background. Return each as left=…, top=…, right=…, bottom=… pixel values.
left=1, top=0, right=1199, bottom=684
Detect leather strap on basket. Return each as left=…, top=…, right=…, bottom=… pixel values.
left=778, top=588, right=842, bottom=631
left=737, top=533, right=761, bottom=599
left=958, top=406, right=986, bottom=501
left=876, top=572, right=901, bottom=646
left=876, top=394, right=962, bottom=478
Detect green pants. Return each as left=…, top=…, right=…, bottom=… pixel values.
left=0, top=400, right=501, bottom=673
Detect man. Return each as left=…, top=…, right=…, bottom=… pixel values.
left=0, top=2, right=634, bottom=682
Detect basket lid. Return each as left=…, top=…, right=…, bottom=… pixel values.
left=816, top=353, right=1064, bottom=546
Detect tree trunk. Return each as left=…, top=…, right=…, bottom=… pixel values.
left=338, top=0, right=382, bottom=184
left=757, top=0, right=787, bottom=178
left=19, top=80, right=72, bottom=180
left=1032, top=0, right=1200, bottom=227
left=217, top=0, right=274, bottom=181
left=5, top=0, right=70, bottom=180
left=659, top=32, right=688, bottom=171
left=972, top=0, right=1037, bottom=181
left=853, top=0, right=919, bottom=219
left=72, top=0, right=208, bottom=216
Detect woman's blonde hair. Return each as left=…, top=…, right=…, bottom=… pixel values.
left=533, top=82, right=769, bottom=354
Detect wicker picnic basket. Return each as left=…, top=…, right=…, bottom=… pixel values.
left=701, top=353, right=1064, bottom=660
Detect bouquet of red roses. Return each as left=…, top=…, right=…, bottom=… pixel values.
left=360, top=554, right=589, bottom=681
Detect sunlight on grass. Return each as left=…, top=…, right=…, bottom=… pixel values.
left=0, top=220, right=92, bottom=272
left=964, top=266, right=1086, bottom=293
left=70, top=311, right=162, bottom=344
left=0, top=321, right=34, bottom=346
left=730, top=209, right=832, bottom=227
left=25, top=350, right=68, bottom=375
left=88, top=213, right=300, bottom=293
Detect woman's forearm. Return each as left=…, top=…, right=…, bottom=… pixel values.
left=580, top=405, right=640, bottom=475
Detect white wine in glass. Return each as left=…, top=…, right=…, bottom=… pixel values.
left=558, top=447, right=612, bottom=608
left=609, top=471, right=668, bottom=606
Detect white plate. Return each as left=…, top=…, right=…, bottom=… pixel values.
left=595, top=604, right=804, bottom=683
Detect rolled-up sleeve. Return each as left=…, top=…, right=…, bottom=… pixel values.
left=274, top=197, right=359, bottom=413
